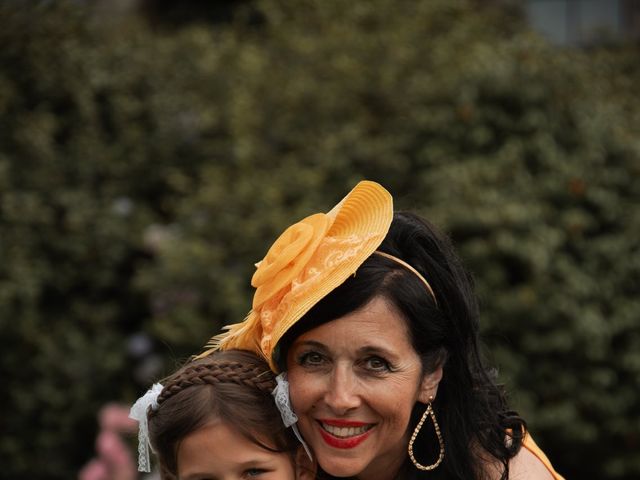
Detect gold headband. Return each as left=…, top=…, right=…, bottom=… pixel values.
left=374, top=251, right=437, bottom=304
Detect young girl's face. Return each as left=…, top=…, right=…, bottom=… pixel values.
left=177, top=420, right=306, bottom=480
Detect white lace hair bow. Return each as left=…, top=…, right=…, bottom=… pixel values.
left=272, top=372, right=313, bottom=460
left=129, top=383, right=163, bottom=473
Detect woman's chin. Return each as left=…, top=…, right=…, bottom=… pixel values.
left=319, top=457, right=367, bottom=478
left=324, top=465, right=362, bottom=478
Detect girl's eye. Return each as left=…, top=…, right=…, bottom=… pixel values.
left=244, top=468, right=268, bottom=478
left=298, top=351, right=325, bottom=367
left=363, top=356, right=391, bottom=372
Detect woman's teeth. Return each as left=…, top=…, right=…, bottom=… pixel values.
left=321, top=423, right=372, bottom=438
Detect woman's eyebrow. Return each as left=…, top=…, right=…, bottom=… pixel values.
left=295, top=341, right=400, bottom=360
left=294, top=340, right=327, bottom=350
left=357, top=345, right=398, bottom=358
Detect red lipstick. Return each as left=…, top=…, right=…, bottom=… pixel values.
left=320, top=419, right=369, bottom=427
left=317, top=419, right=375, bottom=449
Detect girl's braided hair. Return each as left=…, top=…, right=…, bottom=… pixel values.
left=152, top=357, right=276, bottom=408
left=148, top=350, right=297, bottom=478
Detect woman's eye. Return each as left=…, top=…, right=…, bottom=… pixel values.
left=298, top=351, right=324, bottom=366
left=364, top=356, right=391, bottom=372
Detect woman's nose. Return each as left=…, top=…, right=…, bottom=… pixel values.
left=323, top=365, right=361, bottom=414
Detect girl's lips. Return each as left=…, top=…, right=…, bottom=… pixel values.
left=316, top=420, right=375, bottom=449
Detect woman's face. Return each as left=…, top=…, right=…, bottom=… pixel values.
left=177, top=420, right=310, bottom=480
left=286, top=296, right=442, bottom=480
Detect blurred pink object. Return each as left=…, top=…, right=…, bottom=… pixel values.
left=99, top=403, right=138, bottom=433
left=78, top=403, right=138, bottom=480
left=78, top=459, right=108, bottom=480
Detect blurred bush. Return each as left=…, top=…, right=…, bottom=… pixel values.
left=0, top=0, right=638, bottom=478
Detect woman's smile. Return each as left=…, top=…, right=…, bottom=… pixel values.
left=317, top=419, right=376, bottom=448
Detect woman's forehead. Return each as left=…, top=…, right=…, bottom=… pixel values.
left=291, top=297, right=415, bottom=350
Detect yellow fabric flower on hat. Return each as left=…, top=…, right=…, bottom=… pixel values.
left=252, top=213, right=330, bottom=310
left=197, top=180, right=393, bottom=370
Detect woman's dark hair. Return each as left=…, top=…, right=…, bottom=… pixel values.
left=148, top=350, right=299, bottom=478
left=278, top=212, right=525, bottom=480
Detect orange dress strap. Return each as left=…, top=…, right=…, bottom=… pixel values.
left=522, top=432, right=565, bottom=480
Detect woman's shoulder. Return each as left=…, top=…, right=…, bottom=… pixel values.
left=484, top=432, right=564, bottom=480
left=515, top=433, right=565, bottom=480
left=506, top=443, right=556, bottom=480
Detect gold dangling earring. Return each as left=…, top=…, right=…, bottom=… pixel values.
left=408, top=397, right=445, bottom=471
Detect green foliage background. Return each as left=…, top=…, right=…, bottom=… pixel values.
left=1, top=1, right=638, bottom=478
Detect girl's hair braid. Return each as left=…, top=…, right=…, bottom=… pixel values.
left=154, top=360, right=276, bottom=409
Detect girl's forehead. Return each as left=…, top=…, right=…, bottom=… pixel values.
left=177, top=421, right=295, bottom=479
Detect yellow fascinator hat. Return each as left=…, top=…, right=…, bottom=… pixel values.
left=197, top=180, right=393, bottom=371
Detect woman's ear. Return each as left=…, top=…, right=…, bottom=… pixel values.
left=417, top=365, right=443, bottom=403
left=295, top=446, right=317, bottom=480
